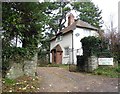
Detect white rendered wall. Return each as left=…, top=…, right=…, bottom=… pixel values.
left=73, top=28, right=99, bottom=64
left=50, top=33, right=72, bottom=64
left=50, top=28, right=99, bottom=65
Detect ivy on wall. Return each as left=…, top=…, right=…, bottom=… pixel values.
left=80, top=36, right=112, bottom=57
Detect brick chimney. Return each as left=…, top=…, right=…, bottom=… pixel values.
left=68, top=13, right=75, bottom=26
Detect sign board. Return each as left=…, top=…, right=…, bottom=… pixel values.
left=98, top=58, right=113, bottom=65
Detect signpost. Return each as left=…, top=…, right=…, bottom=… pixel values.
left=98, top=58, right=113, bottom=65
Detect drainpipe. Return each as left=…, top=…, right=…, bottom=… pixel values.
left=72, top=31, right=74, bottom=64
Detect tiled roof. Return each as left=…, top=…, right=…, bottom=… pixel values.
left=76, top=20, right=99, bottom=30
left=50, top=20, right=99, bottom=41
left=60, top=20, right=99, bottom=34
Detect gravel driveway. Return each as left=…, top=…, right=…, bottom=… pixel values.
left=37, top=67, right=119, bottom=92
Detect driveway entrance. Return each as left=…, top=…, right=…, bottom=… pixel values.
left=37, top=67, right=118, bottom=92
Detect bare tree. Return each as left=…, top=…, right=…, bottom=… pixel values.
left=104, top=15, right=118, bottom=51
left=104, top=15, right=119, bottom=62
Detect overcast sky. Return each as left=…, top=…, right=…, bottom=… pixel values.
left=40, top=0, right=120, bottom=30
left=92, top=0, right=119, bottom=29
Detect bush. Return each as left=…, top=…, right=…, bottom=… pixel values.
left=97, top=50, right=113, bottom=58
left=81, top=36, right=112, bottom=57
left=116, top=63, right=120, bottom=73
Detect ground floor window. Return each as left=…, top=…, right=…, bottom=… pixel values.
left=64, top=47, right=69, bottom=56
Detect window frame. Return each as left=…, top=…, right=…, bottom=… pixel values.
left=56, top=35, right=62, bottom=42
left=64, top=47, right=69, bottom=56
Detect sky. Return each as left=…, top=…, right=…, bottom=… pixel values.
left=39, top=0, right=119, bottom=30
left=92, top=0, right=119, bottom=29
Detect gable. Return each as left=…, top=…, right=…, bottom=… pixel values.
left=51, top=44, right=63, bottom=52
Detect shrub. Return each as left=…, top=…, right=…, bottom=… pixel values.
left=81, top=36, right=102, bottom=56
left=81, top=36, right=112, bottom=57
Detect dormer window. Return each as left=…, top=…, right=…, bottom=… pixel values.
left=56, top=35, right=62, bottom=42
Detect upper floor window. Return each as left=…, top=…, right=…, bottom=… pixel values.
left=56, top=35, right=62, bottom=42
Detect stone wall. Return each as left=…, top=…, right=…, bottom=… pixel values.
left=24, top=60, right=37, bottom=76
left=84, top=56, right=98, bottom=72
left=77, top=55, right=98, bottom=72
left=6, top=53, right=38, bottom=79
left=6, top=63, right=24, bottom=79
left=87, top=56, right=98, bottom=72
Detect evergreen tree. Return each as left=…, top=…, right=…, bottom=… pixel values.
left=73, top=2, right=103, bottom=28
left=2, top=2, right=51, bottom=75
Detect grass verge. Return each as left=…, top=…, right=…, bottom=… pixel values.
left=92, top=65, right=119, bottom=78
left=2, top=75, right=41, bottom=92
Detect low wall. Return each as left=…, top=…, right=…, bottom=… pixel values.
left=87, top=56, right=98, bottom=72
left=6, top=53, right=37, bottom=79
left=6, top=63, right=24, bottom=79
left=77, top=55, right=98, bottom=72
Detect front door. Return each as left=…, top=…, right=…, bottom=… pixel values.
left=51, top=44, right=63, bottom=64
left=56, top=52, right=62, bottom=64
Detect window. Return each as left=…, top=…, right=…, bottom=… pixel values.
left=64, top=47, right=69, bottom=56
left=56, top=35, right=62, bottom=42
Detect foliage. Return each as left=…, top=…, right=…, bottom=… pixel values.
left=2, top=2, right=49, bottom=47
left=2, top=76, right=40, bottom=92
left=47, top=63, right=59, bottom=67
left=37, top=1, right=103, bottom=63
left=81, top=36, right=101, bottom=56
left=97, top=50, right=113, bottom=58
left=44, top=1, right=103, bottom=35
left=116, top=68, right=120, bottom=73
left=3, top=78, right=16, bottom=85
left=44, top=2, right=71, bottom=34
left=81, top=36, right=113, bottom=57
left=2, top=2, right=104, bottom=77
left=2, top=2, right=51, bottom=76
left=93, top=66, right=119, bottom=78
left=73, top=2, right=103, bottom=28
left=104, top=31, right=120, bottom=63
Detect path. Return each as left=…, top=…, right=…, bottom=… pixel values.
left=37, top=67, right=119, bottom=92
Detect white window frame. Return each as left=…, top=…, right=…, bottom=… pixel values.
left=56, top=35, right=62, bottom=42
left=64, top=47, right=69, bottom=56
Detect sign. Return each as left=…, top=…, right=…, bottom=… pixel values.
left=98, top=58, right=113, bottom=65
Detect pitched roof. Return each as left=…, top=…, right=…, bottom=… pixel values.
left=50, top=20, right=99, bottom=41
left=61, top=20, right=99, bottom=34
